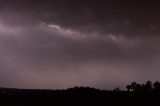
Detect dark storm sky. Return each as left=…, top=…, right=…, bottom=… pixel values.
left=0, top=0, right=160, bottom=89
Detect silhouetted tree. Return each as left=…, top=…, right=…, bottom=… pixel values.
left=126, top=82, right=141, bottom=92
left=113, top=87, right=120, bottom=92
left=153, top=81, right=160, bottom=91
left=126, top=85, right=132, bottom=92
left=144, top=81, right=152, bottom=91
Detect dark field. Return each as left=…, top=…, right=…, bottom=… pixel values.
left=0, top=86, right=160, bottom=106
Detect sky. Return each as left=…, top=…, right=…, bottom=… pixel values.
left=0, top=0, right=160, bottom=90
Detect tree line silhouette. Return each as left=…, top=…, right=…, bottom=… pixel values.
left=0, top=81, right=160, bottom=96
left=0, top=81, right=160, bottom=105
left=126, top=81, right=160, bottom=92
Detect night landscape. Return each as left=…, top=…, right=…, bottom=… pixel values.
left=0, top=0, right=160, bottom=105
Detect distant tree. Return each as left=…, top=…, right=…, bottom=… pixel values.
left=144, top=81, right=152, bottom=91
left=126, top=85, right=132, bottom=92
left=113, top=87, right=120, bottom=92
left=126, top=81, right=153, bottom=92
left=153, top=81, right=160, bottom=91
left=126, top=82, right=140, bottom=92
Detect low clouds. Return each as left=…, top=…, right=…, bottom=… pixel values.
left=0, top=1, right=160, bottom=89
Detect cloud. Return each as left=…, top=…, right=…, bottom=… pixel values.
left=1, top=0, right=160, bottom=37
left=0, top=1, right=160, bottom=89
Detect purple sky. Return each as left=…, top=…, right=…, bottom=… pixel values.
left=0, top=0, right=160, bottom=90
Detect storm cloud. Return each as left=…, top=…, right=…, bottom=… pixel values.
left=0, top=0, right=160, bottom=89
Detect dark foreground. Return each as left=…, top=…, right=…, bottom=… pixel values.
left=0, top=87, right=160, bottom=106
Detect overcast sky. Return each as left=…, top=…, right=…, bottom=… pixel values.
left=0, top=0, right=160, bottom=90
